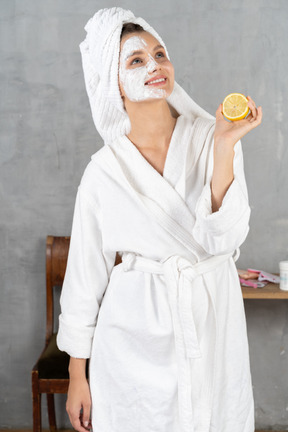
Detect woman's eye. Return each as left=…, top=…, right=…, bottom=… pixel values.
left=129, top=52, right=165, bottom=66
left=131, top=58, right=142, bottom=65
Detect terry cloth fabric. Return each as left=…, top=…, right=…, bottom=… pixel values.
left=57, top=112, right=254, bottom=431
left=79, top=7, right=214, bottom=144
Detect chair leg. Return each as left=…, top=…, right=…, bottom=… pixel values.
left=32, top=388, right=42, bottom=432
left=47, top=393, right=57, bottom=432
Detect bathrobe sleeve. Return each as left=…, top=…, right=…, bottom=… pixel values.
left=57, top=183, right=116, bottom=358
left=192, top=139, right=251, bottom=255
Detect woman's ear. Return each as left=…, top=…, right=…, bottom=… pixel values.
left=118, top=80, right=124, bottom=98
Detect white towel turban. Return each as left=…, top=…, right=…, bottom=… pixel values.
left=79, top=7, right=214, bottom=144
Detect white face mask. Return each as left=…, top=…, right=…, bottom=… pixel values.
left=119, top=35, right=167, bottom=102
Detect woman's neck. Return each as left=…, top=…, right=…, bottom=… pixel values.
left=125, top=99, right=178, bottom=149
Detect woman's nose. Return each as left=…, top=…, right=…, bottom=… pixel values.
left=146, top=54, right=159, bottom=73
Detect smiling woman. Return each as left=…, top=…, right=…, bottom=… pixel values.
left=117, top=27, right=177, bottom=174
left=118, top=31, right=173, bottom=102
left=57, top=7, right=262, bottom=432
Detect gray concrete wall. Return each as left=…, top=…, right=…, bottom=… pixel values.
left=0, top=0, right=287, bottom=429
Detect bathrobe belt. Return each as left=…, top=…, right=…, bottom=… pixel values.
left=121, top=249, right=239, bottom=432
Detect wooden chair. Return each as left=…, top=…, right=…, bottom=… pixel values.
left=31, top=236, right=72, bottom=431
left=31, top=235, right=122, bottom=432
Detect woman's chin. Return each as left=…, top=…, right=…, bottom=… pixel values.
left=127, top=93, right=170, bottom=104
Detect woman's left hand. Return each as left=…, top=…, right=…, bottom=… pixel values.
left=214, top=96, right=262, bottom=146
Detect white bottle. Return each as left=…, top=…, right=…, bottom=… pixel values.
left=279, top=261, right=288, bottom=291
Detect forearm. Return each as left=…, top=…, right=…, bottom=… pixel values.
left=69, top=357, right=87, bottom=380
left=210, top=140, right=235, bottom=213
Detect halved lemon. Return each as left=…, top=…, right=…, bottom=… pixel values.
left=222, top=93, right=249, bottom=121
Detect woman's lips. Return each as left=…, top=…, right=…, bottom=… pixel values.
left=145, top=77, right=167, bottom=86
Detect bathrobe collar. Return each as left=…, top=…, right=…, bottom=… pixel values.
left=105, top=114, right=216, bottom=262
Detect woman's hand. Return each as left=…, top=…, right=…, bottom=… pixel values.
left=66, top=377, right=92, bottom=432
left=67, top=357, right=92, bottom=432
left=214, top=96, right=262, bottom=146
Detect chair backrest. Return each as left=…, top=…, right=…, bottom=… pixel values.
left=45, top=236, right=70, bottom=344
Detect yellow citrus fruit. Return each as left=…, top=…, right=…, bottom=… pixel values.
left=222, top=93, right=249, bottom=121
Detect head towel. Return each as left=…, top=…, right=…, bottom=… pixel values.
left=79, top=7, right=214, bottom=144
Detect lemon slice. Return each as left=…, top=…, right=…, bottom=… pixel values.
left=222, top=93, right=249, bottom=121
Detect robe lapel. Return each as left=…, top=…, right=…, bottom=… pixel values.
left=105, top=115, right=215, bottom=261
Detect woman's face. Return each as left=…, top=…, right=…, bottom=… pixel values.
left=118, top=31, right=174, bottom=103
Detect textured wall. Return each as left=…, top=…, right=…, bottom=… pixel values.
left=0, top=0, right=287, bottom=429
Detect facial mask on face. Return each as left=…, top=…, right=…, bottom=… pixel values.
left=119, top=36, right=167, bottom=102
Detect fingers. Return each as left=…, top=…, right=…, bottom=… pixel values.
left=247, top=95, right=262, bottom=122
left=69, top=415, right=91, bottom=432
left=216, top=103, right=224, bottom=120
left=82, top=403, right=92, bottom=430
left=67, top=406, right=92, bottom=432
left=216, top=97, right=262, bottom=131
left=246, top=96, right=262, bottom=127
left=250, top=106, right=263, bottom=128
left=246, top=95, right=257, bottom=119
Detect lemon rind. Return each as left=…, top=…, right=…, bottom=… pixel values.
left=222, top=93, right=249, bottom=121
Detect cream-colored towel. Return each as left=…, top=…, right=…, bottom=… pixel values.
left=79, top=7, right=214, bottom=144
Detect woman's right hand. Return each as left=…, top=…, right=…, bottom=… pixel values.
left=66, top=377, right=92, bottom=431
left=67, top=357, right=92, bottom=431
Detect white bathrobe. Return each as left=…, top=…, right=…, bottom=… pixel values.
left=57, top=114, right=254, bottom=432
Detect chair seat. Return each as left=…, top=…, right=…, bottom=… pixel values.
left=38, top=333, right=70, bottom=379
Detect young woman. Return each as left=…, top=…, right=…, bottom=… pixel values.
left=57, top=7, right=262, bottom=432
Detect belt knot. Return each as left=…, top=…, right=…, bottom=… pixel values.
left=162, top=255, right=199, bottom=282
left=122, top=252, right=136, bottom=272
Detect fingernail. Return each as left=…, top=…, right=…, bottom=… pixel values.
left=84, top=421, right=89, bottom=427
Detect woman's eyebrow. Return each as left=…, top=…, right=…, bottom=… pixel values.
left=126, top=50, right=144, bottom=60
left=125, top=45, right=165, bottom=60
left=153, top=44, right=164, bottom=51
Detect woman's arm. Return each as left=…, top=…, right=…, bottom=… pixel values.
left=57, top=184, right=116, bottom=358
left=211, top=96, right=262, bottom=212
left=57, top=176, right=116, bottom=430
left=66, top=357, right=92, bottom=432
left=210, top=142, right=234, bottom=212
left=192, top=96, right=262, bottom=255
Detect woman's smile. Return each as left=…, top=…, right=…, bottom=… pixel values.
left=118, top=32, right=174, bottom=102
left=145, top=75, right=167, bottom=86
